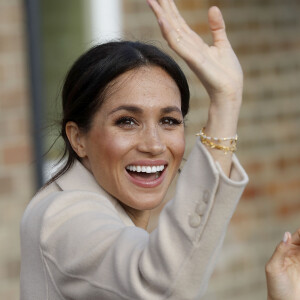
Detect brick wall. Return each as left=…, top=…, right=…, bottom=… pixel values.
left=123, top=0, right=300, bottom=299
left=1, top=0, right=300, bottom=299
left=0, top=0, right=34, bottom=299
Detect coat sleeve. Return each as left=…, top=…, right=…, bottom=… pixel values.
left=37, top=139, right=248, bottom=300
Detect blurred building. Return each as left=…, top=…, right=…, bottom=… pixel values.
left=0, top=0, right=35, bottom=298
left=0, top=0, right=300, bottom=299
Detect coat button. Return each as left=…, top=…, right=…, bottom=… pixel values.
left=203, top=190, right=210, bottom=203
left=189, top=213, right=201, bottom=228
left=195, top=202, right=206, bottom=215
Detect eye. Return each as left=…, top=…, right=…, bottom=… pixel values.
left=115, top=116, right=138, bottom=128
left=160, top=117, right=183, bottom=127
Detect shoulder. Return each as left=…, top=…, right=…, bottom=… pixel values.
left=21, top=187, right=122, bottom=242
left=22, top=187, right=119, bottom=228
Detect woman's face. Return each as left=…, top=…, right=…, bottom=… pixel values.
left=80, top=66, right=185, bottom=213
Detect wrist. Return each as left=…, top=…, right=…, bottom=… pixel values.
left=206, top=103, right=240, bottom=137
left=209, top=90, right=242, bottom=111
left=208, top=85, right=243, bottom=107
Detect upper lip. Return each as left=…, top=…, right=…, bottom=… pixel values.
left=126, top=160, right=168, bottom=167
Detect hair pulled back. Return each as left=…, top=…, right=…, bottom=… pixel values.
left=49, top=41, right=190, bottom=185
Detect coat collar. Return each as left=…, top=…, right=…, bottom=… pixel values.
left=55, top=160, right=135, bottom=227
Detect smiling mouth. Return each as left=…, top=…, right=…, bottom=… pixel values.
left=125, top=165, right=165, bottom=181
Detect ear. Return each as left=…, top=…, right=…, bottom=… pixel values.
left=65, top=121, right=87, bottom=158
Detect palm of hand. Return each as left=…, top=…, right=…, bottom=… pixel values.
left=147, top=0, right=243, bottom=102
left=198, top=44, right=243, bottom=99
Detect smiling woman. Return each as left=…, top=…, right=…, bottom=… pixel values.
left=20, top=1, right=249, bottom=300
left=66, top=66, right=185, bottom=225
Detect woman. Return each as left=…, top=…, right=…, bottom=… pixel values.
left=20, top=1, right=249, bottom=299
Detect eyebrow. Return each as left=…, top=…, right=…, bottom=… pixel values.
left=108, top=105, right=182, bottom=115
left=161, top=106, right=182, bottom=114
left=109, top=105, right=143, bottom=115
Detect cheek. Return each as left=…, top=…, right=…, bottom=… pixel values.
left=92, top=132, right=135, bottom=168
left=168, top=133, right=185, bottom=163
left=177, top=138, right=185, bottom=161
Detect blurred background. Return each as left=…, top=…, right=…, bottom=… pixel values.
left=1, top=0, right=300, bottom=299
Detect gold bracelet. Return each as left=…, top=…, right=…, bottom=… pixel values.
left=196, top=127, right=238, bottom=154
left=200, top=136, right=237, bottom=154
left=196, top=127, right=238, bottom=142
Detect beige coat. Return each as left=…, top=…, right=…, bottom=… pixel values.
left=20, top=140, right=248, bottom=300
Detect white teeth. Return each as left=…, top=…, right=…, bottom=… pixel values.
left=126, top=165, right=165, bottom=173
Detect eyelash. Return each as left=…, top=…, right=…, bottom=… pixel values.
left=115, top=116, right=183, bottom=128
left=160, top=117, right=183, bottom=126
left=115, top=117, right=138, bottom=127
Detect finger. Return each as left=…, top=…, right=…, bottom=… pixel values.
left=147, top=0, right=199, bottom=50
left=156, top=0, right=177, bottom=18
left=147, top=0, right=163, bottom=21
left=290, top=228, right=300, bottom=246
left=283, top=231, right=292, bottom=245
left=208, top=6, right=231, bottom=48
left=147, top=1, right=176, bottom=40
left=147, top=0, right=176, bottom=35
left=266, top=233, right=291, bottom=272
left=148, top=0, right=189, bottom=33
left=166, top=0, right=190, bottom=32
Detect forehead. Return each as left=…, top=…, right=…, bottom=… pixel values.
left=100, top=66, right=182, bottom=111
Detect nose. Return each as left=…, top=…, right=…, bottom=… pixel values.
left=137, top=125, right=166, bottom=156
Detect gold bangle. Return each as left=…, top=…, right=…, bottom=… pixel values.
left=196, top=127, right=238, bottom=142
left=196, top=127, right=238, bottom=154
left=200, top=136, right=237, bottom=154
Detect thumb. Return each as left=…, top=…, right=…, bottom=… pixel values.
left=266, top=232, right=291, bottom=273
left=208, top=6, right=231, bottom=48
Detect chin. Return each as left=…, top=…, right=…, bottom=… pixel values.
left=120, top=191, right=166, bottom=211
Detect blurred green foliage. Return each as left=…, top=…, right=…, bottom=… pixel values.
left=41, top=0, right=87, bottom=158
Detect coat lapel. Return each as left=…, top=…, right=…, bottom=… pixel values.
left=56, top=160, right=135, bottom=227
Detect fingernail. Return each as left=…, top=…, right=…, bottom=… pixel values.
left=283, top=232, right=289, bottom=243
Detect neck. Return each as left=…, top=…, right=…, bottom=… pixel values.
left=122, top=204, right=151, bottom=230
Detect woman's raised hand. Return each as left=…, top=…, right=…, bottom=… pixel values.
left=146, top=0, right=243, bottom=106
left=147, top=0, right=243, bottom=176
left=266, top=229, right=300, bottom=300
